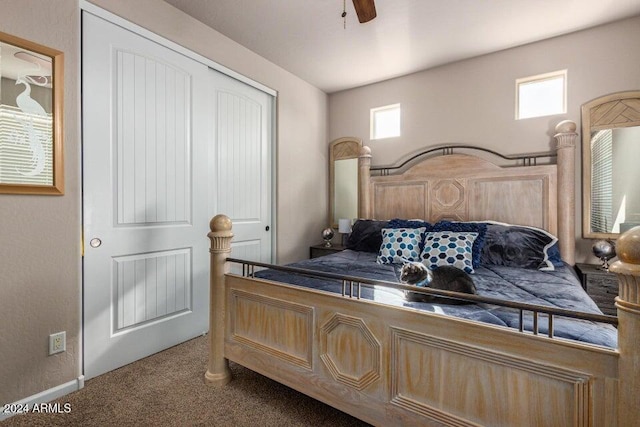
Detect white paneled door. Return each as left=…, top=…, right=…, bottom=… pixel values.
left=210, top=70, right=273, bottom=264
left=82, top=13, right=272, bottom=379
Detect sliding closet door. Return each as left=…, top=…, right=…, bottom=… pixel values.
left=83, top=11, right=274, bottom=379
left=82, top=13, right=211, bottom=379
left=209, top=70, right=273, bottom=264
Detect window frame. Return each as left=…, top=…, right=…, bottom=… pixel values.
left=370, top=103, right=401, bottom=140
left=515, top=69, right=567, bottom=120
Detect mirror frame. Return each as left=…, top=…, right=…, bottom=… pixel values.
left=0, top=30, right=64, bottom=195
left=329, top=137, right=363, bottom=229
left=581, top=90, right=640, bottom=239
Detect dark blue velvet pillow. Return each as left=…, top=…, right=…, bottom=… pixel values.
left=345, top=220, right=389, bottom=253
left=479, top=222, right=559, bottom=270
left=546, top=242, right=564, bottom=268
left=432, top=221, right=487, bottom=268
left=388, top=218, right=433, bottom=230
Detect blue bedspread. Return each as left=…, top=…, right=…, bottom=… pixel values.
left=254, top=250, right=617, bottom=348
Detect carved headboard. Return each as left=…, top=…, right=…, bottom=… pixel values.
left=356, top=121, right=578, bottom=264
left=369, top=154, right=557, bottom=232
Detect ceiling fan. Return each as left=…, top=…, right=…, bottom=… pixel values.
left=352, top=0, right=377, bottom=23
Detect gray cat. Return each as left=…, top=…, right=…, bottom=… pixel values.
left=399, top=261, right=476, bottom=304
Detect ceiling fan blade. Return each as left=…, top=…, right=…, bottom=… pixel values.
left=352, top=0, right=376, bottom=23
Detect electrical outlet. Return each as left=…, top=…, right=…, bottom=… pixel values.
left=49, top=331, right=66, bottom=355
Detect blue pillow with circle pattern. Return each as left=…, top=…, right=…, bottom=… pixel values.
left=420, top=231, right=478, bottom=273
left=432, top=221, right=486, bottom=268
left=376, top=227, right=426, bottom=264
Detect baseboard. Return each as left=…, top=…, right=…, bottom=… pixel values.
left=0, top=376, right=84, bottom=421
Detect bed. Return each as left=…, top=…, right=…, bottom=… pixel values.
left=204, top=121, right=640, bottom=426
left=253, top=245, right=617, bottom=349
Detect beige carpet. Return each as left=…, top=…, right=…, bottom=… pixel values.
left=4, top=335, right=370, bottom=426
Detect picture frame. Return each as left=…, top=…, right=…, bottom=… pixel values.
left=0, top=30, right=64, bottom=195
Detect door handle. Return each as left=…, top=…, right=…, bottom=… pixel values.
left=89, top=238, right=102, bottom=248
left=265, top=226, right=270, bottom=231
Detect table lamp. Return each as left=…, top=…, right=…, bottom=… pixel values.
left=338, top=219, right=351, bottom=246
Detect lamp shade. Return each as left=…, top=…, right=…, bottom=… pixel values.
left=338, top=218, right=351, bottom=234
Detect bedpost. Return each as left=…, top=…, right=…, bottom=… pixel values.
left=610, top=226, right=640, bottom=425
left=204, top=214, right=233, bottom=386
left=554, top=120, right=577, bottom=265
left=358, top=145, right=372, bottom=219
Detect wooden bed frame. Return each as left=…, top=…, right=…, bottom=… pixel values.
left=204, top=121, right=640, bottom=426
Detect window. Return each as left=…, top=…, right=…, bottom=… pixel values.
left=370, top=104, right=400, bottom=140
left=516, top=70, right=566, bottom=120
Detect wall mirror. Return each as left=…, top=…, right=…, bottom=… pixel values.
left=582, top=90, right=640, bottom=238
left=329, top=137, right=363, bottom=229
left=0, top=31, right=64, bottom=195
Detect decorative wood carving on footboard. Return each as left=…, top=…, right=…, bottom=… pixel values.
left=206, top=215, right=640, bottom=426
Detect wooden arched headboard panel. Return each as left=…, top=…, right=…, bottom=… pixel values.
left=369, top=154, right=557, bottom=231
left=356, top=121, right=578, bottom=264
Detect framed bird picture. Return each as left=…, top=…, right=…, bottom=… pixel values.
left=0, top=31, right=64, bottom=195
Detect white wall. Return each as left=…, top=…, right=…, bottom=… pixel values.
left=328, top=15, right=640, bottom=262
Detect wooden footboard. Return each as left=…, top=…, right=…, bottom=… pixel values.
left=224, top=275, right=618, bottom=426
left=205, top=215, right=640, bottom=426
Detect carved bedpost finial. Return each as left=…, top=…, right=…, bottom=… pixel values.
left=210, top=214, right=232, bottom=234
left=205, top=214, right=233, bottom=386
left=610, top=226, right=640, bottom=425
left=554, top=120, right=577, bottom=265
left=554, top=119, right=577, bottom=135
left=611, top=225, right=640, bottom=278
left=554, top=119, right=577, bottom=151
left=358, top=146, right=372, bottom=219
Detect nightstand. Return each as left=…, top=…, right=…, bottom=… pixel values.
left=575, top=263, right=619, bottom=316
left=310, top=244, right=345, bottom=259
